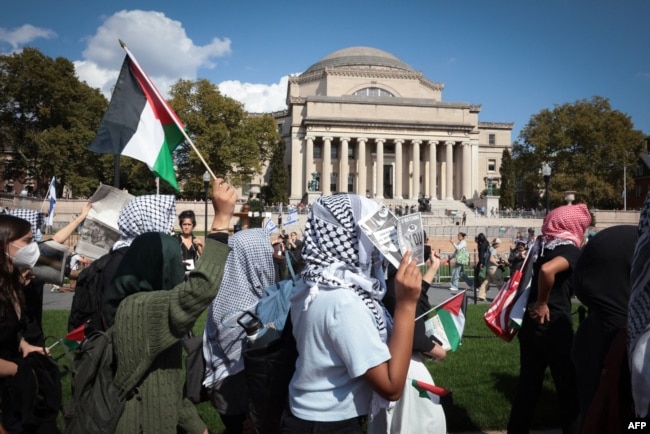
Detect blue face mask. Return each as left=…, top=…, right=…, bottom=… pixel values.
left=9, top=241, right=40, bottom=269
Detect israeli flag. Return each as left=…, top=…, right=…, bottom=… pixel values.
left=46, top=177, right=56, bottom=226
left=265, top=218, right=277, bottom=234
left=285, top=209, right=299, bottom=226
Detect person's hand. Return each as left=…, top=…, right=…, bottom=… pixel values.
left=193, top=238, right=204, bottom=248
left=210, top=178, right=237, bottom=230
left=529, top=301, right=550, bottom=324
left=394, top=250, right=422, bottom=305
left=19, top=339, right=47, bottom=358
left=79, top=202, right=92, bottom=220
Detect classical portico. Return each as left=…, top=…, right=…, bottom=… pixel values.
left=275, top=47, right=513, bottom=204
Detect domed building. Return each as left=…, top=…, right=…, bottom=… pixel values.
left=274, top=46, right=513, bottom=204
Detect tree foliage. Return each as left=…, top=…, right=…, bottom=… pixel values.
left=0, top=48, right=111, bottom=198
left=499, top=148, right=515, bottom=208
left=514, top=96, right=646, bottom=209
left=167, top=79, right=281, bottom=199
left=267, top=139, right=289, bottom=204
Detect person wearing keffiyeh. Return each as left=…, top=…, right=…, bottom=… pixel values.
left=629, top=192, right=650, bottom=420
left=202, top=229, right=275, bottom=433
left=282, top=194, right=422, bottom=433
left=508, top=203, right=592, bottom=434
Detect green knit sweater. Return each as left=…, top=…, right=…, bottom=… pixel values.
left=112, top=238, right=230, bottom=434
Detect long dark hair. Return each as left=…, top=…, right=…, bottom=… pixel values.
left=0, top=215, right=32, bottom=313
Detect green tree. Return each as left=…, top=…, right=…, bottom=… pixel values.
left=514, top=96, right=646, bottom=209
left=499, top=148, right=515, bottom=208
left=0, top=48, right=110, bottom=198
left=267, top=139, right=289, bottom=204
left=167, top=79, right=281, bottom=198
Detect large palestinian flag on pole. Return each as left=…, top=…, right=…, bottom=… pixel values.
left=87, top=47, right=185, bottom=190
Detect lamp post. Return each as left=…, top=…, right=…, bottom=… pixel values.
left=203, top=171, right=210, bottom=235
left=542, top=163, right=552, bottom=214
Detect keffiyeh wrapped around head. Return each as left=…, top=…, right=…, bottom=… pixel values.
left=541, top=203, right=592, bottom=249
left=113, top=195, right=176, bottom=250
left=202, top=229, right=276, bottom=387
left=8, top=209, right=45, bottom=235
left=301, top=194, right=389, bottom=339
left=629, top=192, right=650, bottom=417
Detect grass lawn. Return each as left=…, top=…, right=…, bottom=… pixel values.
left=43, top=303, right=581, bottom=433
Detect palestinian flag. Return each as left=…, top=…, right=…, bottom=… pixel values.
left=411, top=379, right=453, bottom=406
left=422, top=290, right=466, bottom=351
left=87, top=48, right=185, bottom=190
left=61, top=323, right=87, bottom=350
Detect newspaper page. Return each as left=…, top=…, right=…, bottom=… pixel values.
left=358, top=204, right=401, bottom=268
left=75, top=184, right=134, bottom=260
left=33, top=240, right=70, bottom=285
left=396, top=213, right=425, bottom=266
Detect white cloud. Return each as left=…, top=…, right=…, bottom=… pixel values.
left=74, top=9, right=231, bottom=98
left=218, top=76, right=290, bottom=113
left=0, top=24, right=56, bottom=53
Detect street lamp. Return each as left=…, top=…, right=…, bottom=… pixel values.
left=542, top=163, right=552, bottom=214
left=203, top=171, right=210, bottom=235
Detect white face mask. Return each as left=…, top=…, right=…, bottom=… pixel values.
left=9, top=241, right=40, bottom=269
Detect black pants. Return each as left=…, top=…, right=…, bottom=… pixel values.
left=280, top=410, right=365, bottom=434
left=507, top=315, right=579, bottom=434
left=274, top=259, right=287, bottom=283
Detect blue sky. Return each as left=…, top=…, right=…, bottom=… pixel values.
left=1, top=0, right=648, bottom=140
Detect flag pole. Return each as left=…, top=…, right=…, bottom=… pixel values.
left=415, top=290, right=466, bottom=322
left=39, top=176, right=55, bottom=213
left=118, top=40, right=218, bottom=181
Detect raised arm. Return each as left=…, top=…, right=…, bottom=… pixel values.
left=52, top=202, right=91, bottom=244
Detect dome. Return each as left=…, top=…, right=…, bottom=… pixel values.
left=304, top=47, right=414, bottom=74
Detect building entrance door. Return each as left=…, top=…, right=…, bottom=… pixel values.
left=384, top=165, right=393, bottom=199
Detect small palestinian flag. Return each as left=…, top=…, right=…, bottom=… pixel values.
left=411, top=379, right=453, bottom=406
left=61, top=322, right=87, bottom=350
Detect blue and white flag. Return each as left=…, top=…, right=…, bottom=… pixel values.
left=285, top=209, right=299, bottom=226
left=46, top=176, right=56, bottom=226
left=264, top=218, right=277, bottom=234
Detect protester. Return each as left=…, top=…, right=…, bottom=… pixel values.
left=477, top=238, right=504, bottom=301
left=203, top=229, right=275, bottom=434
left=507, top=239, right=528, bottom=273
left=282, top=194, right=422, bottom=433
left=369, top=251, right=446, bottom=433
left=100, top=194, right=177, bottom=329
left=571, top=225, right=637, bottom=432
left=177, top=210, right=203, bottom=273
left=448, top=232, right=473, bottom=292
left=507, top=203, right=592, bottom=434
left=474, top=233, right=489, bottom=292
left=0, top=215, right=59, bottom=433
left=109, top=179, right=235, bottom=434
left=629, top=193, right=650, bottom=421
left=286, top=231, right=304, bottom=274
left=271, top=234, right=286, bottom=282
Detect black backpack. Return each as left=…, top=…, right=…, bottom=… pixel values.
left=68, top=248, right=127, bottom=333
left=62, top=328, right=127, bottom=434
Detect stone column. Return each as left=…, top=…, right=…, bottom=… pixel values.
left=340, top=137, right=349, bottom=193
left=412, top=140, right=421, bottom=199
left=305, top=136, right=315, bottom=191
left=322, top=136, right=332, bottom=195
left=461, top=141, right=471, bottom=200
left=375, top=138, right=385, bottom=199
left=394, top=139, right=404, bottom=199
left=445, top=141, right=454, bottom=200
left=428, top=140, right=438, bottom=200
left=357, top=137, right=367, bottom=196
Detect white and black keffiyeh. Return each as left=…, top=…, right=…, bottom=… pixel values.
left=202, top=229, right=275, bottom=387
left=300, top=194, right=390, bottom=340
left=112, top=195, right=176, bottom=250
left=629, top=191, right=650, bottom=417
left=8, top=209, right=45, bottom=234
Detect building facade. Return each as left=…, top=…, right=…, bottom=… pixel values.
left=274, top=46, right=513, bottom=204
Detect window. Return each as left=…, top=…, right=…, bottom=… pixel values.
left=348, top=174, right=354, bottom=193
left=488, top=134, right=496, bottom=146
left=353, top=87, right=395, bottom=97
left=313, top=142, right=322, bottom=159
left=330, top=172, right=338, bottom=192
left=348, top=145, right=356, bottom=159
left=488, top=159, right=496, bottom=172
left=331, top=144, right=338, bottom=160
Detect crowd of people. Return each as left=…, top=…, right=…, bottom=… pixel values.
left=0, top=186, right=648, bottom=434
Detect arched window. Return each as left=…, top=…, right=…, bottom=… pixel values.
left=352, top=87, right=395, bottom=97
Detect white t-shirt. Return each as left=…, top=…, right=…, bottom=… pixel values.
left=288, top=283, right=391, bottom=421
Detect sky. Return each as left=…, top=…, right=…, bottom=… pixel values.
left=1, top=0, right=648, bottom=141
